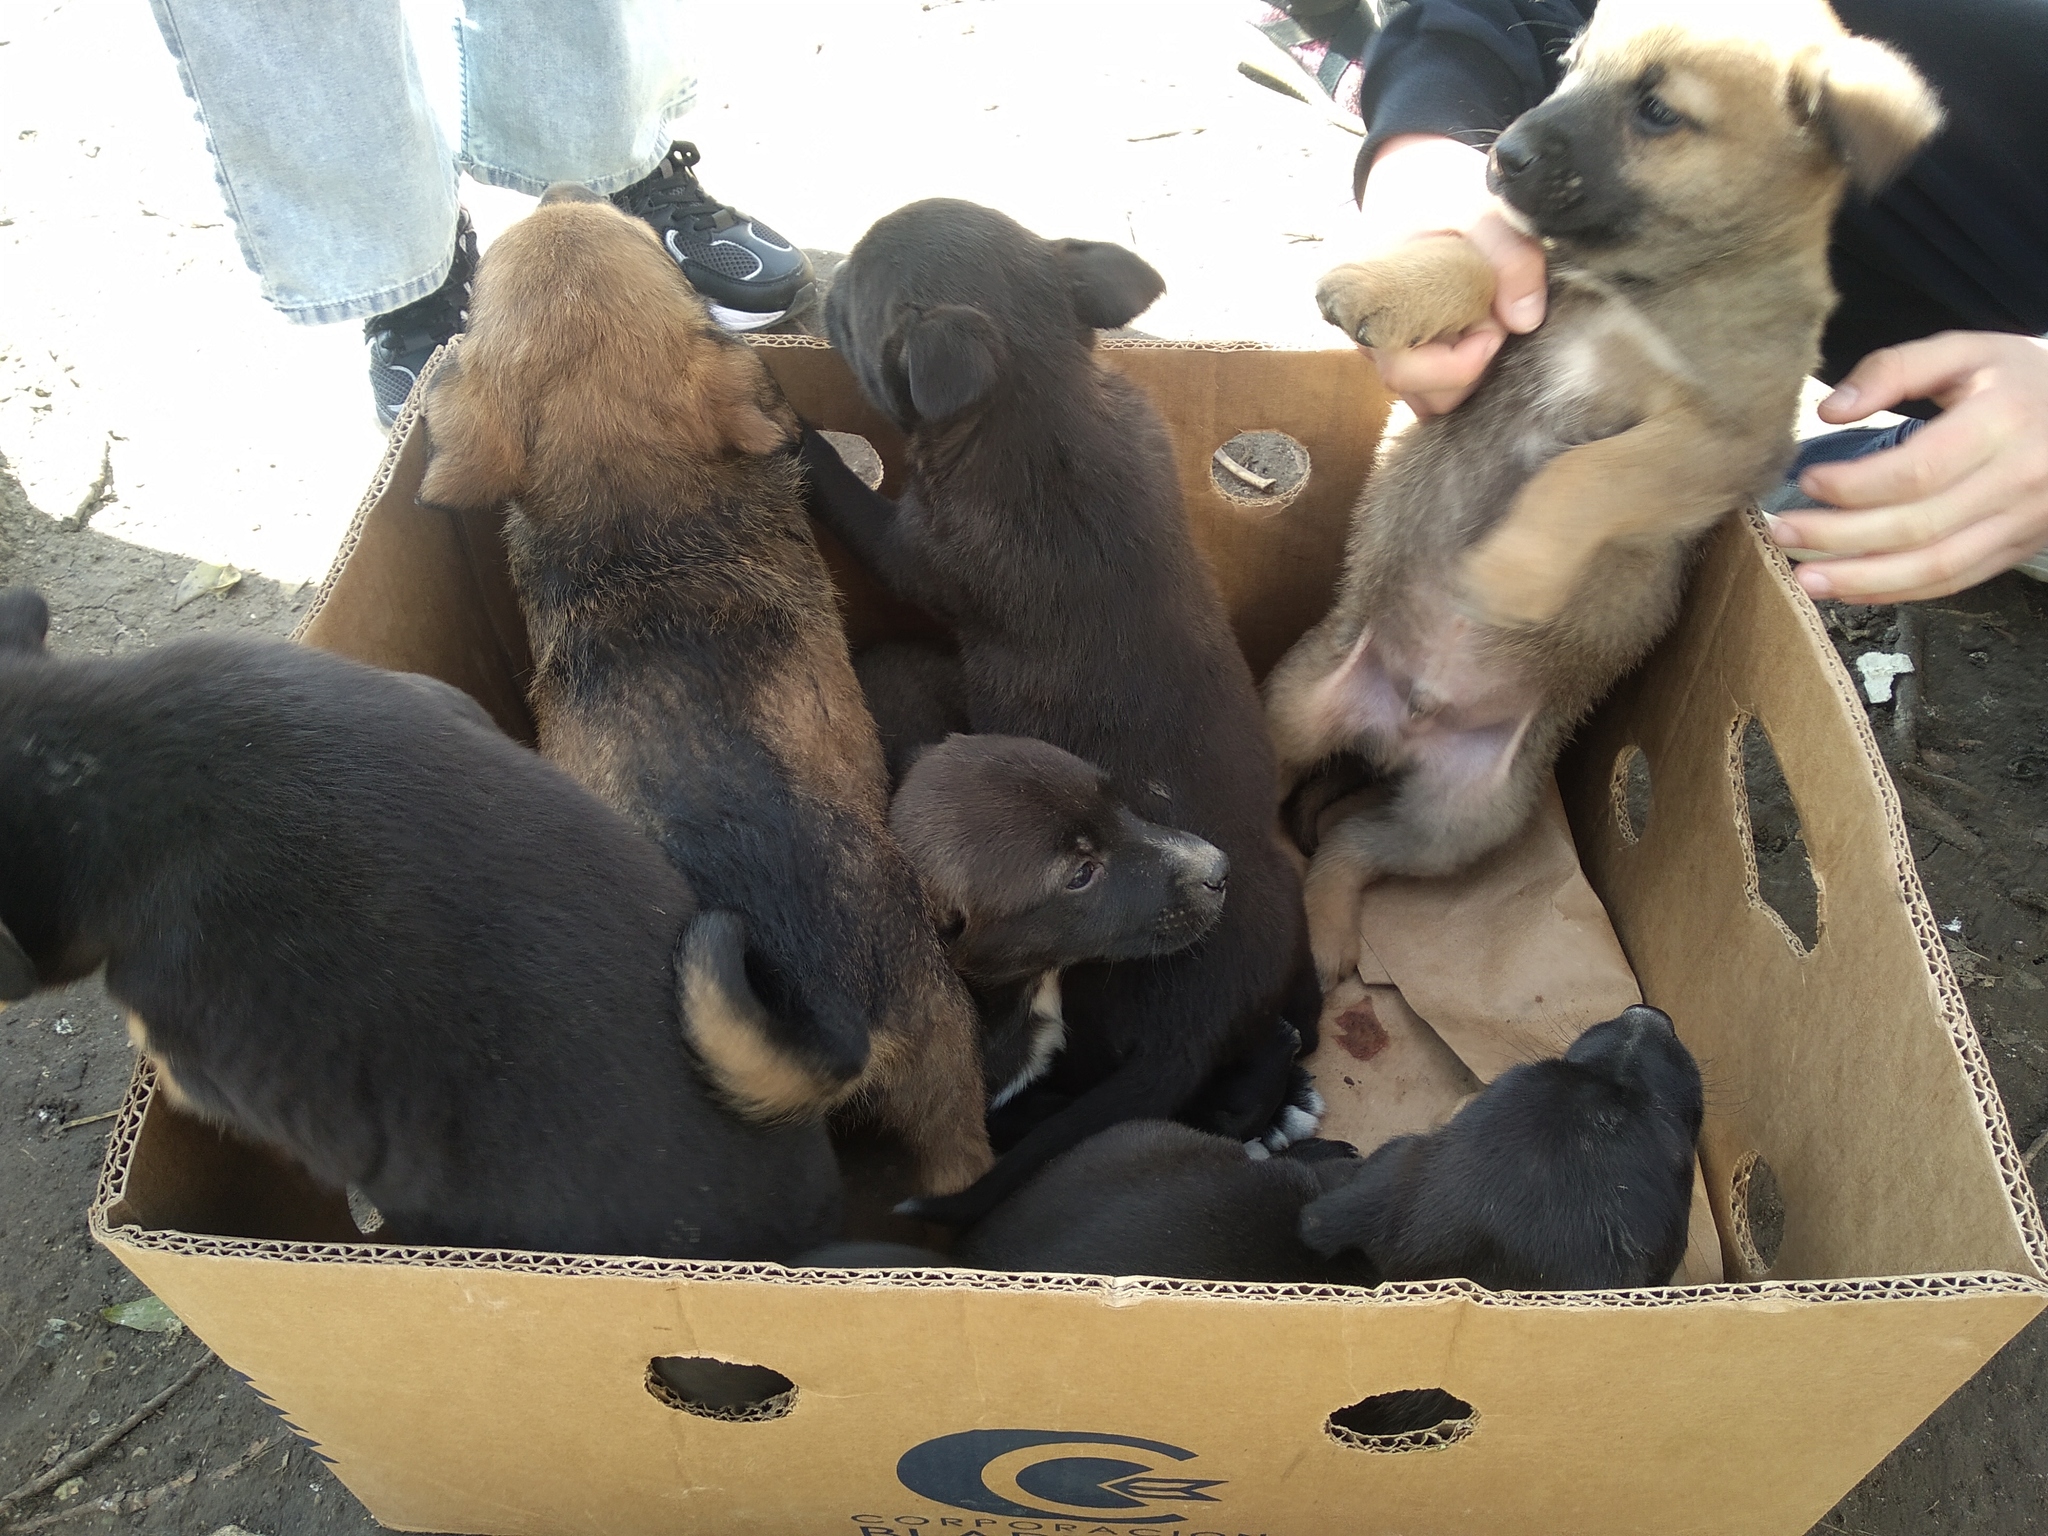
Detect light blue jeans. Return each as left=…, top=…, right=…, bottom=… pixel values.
left=148, top=0, right=696, bottom=324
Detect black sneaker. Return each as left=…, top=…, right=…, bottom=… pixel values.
left=365, top=210, right=478, bottom=429
left=613, top=142, right=813, bottom=331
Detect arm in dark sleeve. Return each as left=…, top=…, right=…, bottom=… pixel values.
left=1353, top=0, right=1589, bottom=200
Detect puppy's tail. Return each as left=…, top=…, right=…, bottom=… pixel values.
left=676, top=910, right=868, bottom=1124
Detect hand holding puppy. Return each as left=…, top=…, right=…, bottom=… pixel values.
left=1767, top=332, right=2048, bottom=603
left=1353, top=134, right=1549, bottom=417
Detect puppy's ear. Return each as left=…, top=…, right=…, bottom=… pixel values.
left=1791, top=37, right=1943, bottom=194
left=417, top=353, right=526, bottom=511
left=705, top=349, right=799, bottom=457
left=0, top=589, right=51, bottom=654
left=902, top=306, right=1004, bottom=422
left=0, top=917, right=37, bottom=1002
left=1050, top=239, right=1165, bottom=330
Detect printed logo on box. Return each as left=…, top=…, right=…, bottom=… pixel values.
left=891, top=1428, right=1225, bottom=1523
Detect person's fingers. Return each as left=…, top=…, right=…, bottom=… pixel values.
left=1800, top=405, right=2000, bottom=510
left=1768, top=456, right=2018, bottom=561
left=1814, top=332, right=1991, bottom=423
left=1467, top=211, right=1548, bottom=333
left=1790, top=503, right=2048, bottom=604
left=1371, top=326, right=1503, bottom=417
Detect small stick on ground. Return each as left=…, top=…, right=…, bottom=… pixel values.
left=2025, top=1125, right=2048, bottom=1170
left=58, top=1109, right=118, bottom=1132
left=0, top=1354, right=211, bottom=1515
left=1212, top=447, right=1276, bottom=493
left=1890, top=603, right=1922, bottom=762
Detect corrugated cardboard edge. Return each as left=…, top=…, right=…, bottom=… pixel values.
left=1737, top=511, right=2048, bottom=1277
left=89, top=1061, right=2047, bottom=1311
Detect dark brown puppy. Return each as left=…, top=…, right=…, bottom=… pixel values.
left=809, top=198, right=1321, bottom=1225
left=854, top=640, right=969, bottom=787
left=954, top=1123, right=1366, bottom=1283
left=889, top=734, right=1230, bottom=1109
left=0, top=589, right=839, bottom=1260
left=417, top=187, right=990, bottom=1196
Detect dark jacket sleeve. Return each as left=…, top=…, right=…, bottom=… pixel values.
left=1353, top=0, right=1589, bottom=199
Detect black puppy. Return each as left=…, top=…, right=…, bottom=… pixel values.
left=854, top=640, right=968, bottom=787
left=955, top=1122, right=1367, bottom=1284
left=0, top=589, right=839, bottom=1260
left=1300, top=1006, right=1704, bottom=1290
left=809, top=198, right=1322, bottom=1224
left=889, top=734, right=1229, bottom=1109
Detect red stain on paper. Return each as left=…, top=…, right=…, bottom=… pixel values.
left=1331, top=1001, right=1390, bottom=1062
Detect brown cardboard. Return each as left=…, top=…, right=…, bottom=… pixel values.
left=93, top=339, right=2048, bottom=1536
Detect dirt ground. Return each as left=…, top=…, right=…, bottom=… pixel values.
left=2, top=2, right=2046, bottom=1533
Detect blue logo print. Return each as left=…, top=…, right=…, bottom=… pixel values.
left=897, top=1429, right=1224, bottom=1522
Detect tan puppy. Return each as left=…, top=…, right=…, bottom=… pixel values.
left=1269, top=0, right=1939, bottom=985
left=418, top=187, right=991, bottom=1196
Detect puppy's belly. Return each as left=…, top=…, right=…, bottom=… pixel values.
left=1308, top=620, right=1540, bottom=790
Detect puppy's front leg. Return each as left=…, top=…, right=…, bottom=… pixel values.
left=1315, top=236, right=1498, bottom=351
left=798, top=428, right=942, bottom=608
left=1459, top=403, right=1740, bottom=626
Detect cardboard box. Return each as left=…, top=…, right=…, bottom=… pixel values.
left=92, top=340, right=2048, bottom=1536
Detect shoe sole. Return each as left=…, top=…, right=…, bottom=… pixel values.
left=706, top=280, right=817, bottom=334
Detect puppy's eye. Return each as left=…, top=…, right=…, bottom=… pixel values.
left=1065, top=860, right=1101, bottom=892
left=1634, top=93, right=1686, bottom=136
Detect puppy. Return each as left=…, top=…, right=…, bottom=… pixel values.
left=0, top=589, right=839, bottom=1259
left=1267, top=0, right=1940, bottom=984
left=417, top=186, right=991, bottom=1196
left=1299, top=1005, right=1705, bottom=1290
left=955, top=1123, right=1368, bottom=1284
left=889, top=734, right=1230, bottom=1109
left=807, top=198, right=1322, bottom=1224
left=854, top=640, right=969, bottom=787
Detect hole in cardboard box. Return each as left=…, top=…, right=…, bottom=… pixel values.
left=646, top=1356, right=796, bottom=1422
left=1731, top=716, right=1820, bottom=952
left=1210, top=431, right=1309, bottom=511
left=1729, top=1150, right=1786, bottom=1277
left=818, top=430, right=884, bottom=490
left=1611, top=745, right=1652, bottom=845
left=1325, top=1389, right=1476, bottom=1453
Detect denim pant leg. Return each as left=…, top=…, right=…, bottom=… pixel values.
left=458, top=0, right=696, bottom=196
left=149, top=0, right=461, bottom=325
left=1758, top=421, right=1927, bottom=514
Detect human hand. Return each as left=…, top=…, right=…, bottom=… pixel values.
left=1353, top=134, right=1548, bottom=416
left=1765, top=333, right=2048, bottom=604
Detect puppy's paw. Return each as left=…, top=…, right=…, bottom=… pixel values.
left=1257, top=1067, right=1327, bottom=1152
left=1315, top=237, right=1498, bottom=350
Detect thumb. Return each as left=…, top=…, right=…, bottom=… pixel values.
left=1469, top=211, right=1548, bottom=333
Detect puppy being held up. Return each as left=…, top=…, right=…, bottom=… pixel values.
left=889, top=734, right=1230, bottom=1111
left=418, top=186, right=990, bottom=1196
left=1299, top=1006, right=1705, bottom=1290
left=808, top=198, right=1322, bottom=1225
left=0, top=590, right=840, bottom=1260
left=1267, top=0, right=1940, bottom=984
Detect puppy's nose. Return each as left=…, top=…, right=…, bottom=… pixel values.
left=1196, top=847, right=1230, bottom=894
left=539, top=182, right=606, bottom=206
left=1490, top=131, right=1538, bottom=180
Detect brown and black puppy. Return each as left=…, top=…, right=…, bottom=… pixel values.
left=1300, top=1006, right=1705, bottom=1290
left=1268, top=0, right=1940, bottom=983
left=416, top=187, right=990, bottom=1196
left=0, top=589, right=839, bottom=1260
left=889, top=734, right=1230, bottom=1110
left=807, top=199, right=1322, bottom=1224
